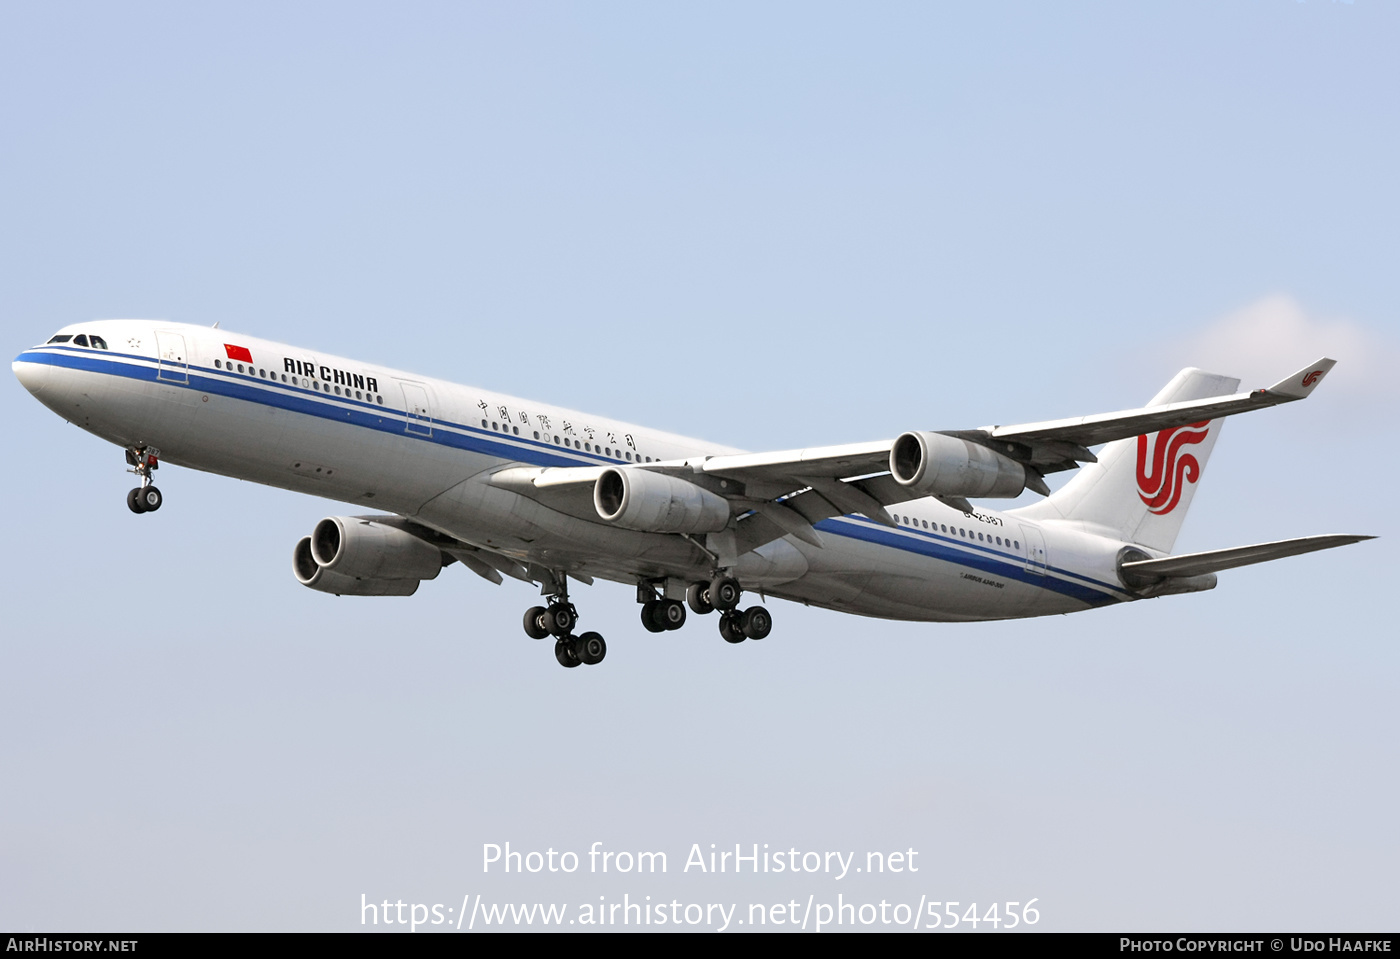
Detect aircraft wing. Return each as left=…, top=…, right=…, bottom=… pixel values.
left=489, top=357, right=1338, bottom=556
left=980, top=357, right=1336, bottom=473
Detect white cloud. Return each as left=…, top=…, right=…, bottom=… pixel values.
left=1177, top=295, right=1395, bottom=395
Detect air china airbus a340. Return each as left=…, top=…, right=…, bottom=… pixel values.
left=13, top=320, right=1373, bottom=669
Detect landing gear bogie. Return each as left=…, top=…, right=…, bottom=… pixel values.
left=529, top=574, right=607, bottom=669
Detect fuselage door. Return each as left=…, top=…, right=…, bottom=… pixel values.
left=1020, top=524, right=1047, bottom=575
left=400, top=381, right=432, bottom=437
left=155, top=331, right=188, bottom=384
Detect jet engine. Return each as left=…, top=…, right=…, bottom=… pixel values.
left=593, top=468, right=731, bottom=534
left=292, top=517, right=445, bottom=596
left=889, top=431, right=1027, bottom=499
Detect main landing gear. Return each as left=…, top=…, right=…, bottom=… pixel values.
left=125, top=446, right=163, bottom=514
left=522, top=577, right=607, bottom=669
left=640, top=572, right=773, bottom=645
left=521, top=570, right=776, bottom=669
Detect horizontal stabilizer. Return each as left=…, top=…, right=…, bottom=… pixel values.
left=1121, top=534, right=1374, bottom=579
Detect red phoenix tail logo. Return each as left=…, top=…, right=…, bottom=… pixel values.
left=1136, top=421, right=1211, bottom=515
left=1302, top=370, right=1323, bottom=387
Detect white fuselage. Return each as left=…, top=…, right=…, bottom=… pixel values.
left=13, top=320, right=1138, bottom=621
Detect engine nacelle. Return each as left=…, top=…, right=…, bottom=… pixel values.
left=890, top=431, right=1026, bottom=499
left=593, top=468, right=731, bottom=534
left=293, top=536, right=421, bottom=596
left=309, top=516, right=445, bottom=580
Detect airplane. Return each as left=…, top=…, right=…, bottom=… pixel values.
left=13, top=320, right=1373, bottom=669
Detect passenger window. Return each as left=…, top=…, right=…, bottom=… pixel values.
left=533, top=431, right=540, bottom=439
left=512, top=426, right=519, bottom=435
left=215, top=359, right=222, bottom=369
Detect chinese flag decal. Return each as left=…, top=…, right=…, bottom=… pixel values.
left=224, top=344, right=253, bottom=363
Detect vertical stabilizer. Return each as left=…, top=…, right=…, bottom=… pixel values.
left=1015, top=368, right=1240, bottom=553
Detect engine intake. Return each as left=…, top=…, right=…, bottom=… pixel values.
left=310, top=516, right=444, bottom=580
left=594, top=468, right=731, bottom=534
left=890, top=431, right=1026, bottom=499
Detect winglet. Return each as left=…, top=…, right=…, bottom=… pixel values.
left=1262, top=357, right=1336, bottom=400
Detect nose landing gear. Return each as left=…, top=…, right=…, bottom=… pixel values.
left=125, top=446, right=163, bottom=514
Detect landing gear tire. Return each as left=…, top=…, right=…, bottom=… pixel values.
left=135, top=486, right=162, bottom=512
left=710, top=575, right=741, bottom=611
left=740, top=606, right=772, bottom=640
left=523, top=606, right=551, bottom=640
left=576, top=631, right=607, bottom=665
left=719, top=611, right=746, bottom=644
left=658, top=599, right=686, bottom=631
left=641, top=600, right=667, bottom=633
left=554, top=638, right=581, bottom=668
left=127, top=488, right=146, bottom=514
left=545, top=603, right=575, bottom=638
left=686, top=582, right=714, bottom=615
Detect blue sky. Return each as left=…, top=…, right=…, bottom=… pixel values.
left=3, top=2, right=1397, bottom=932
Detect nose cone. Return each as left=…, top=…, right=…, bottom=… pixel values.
left=13, top=355, right=50, bottom=396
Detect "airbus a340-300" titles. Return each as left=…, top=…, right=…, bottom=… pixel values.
left=13, top=321, right=1373, bottom=668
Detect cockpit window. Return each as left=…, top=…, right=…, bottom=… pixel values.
left=46, top=332, right=109, bottom=349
